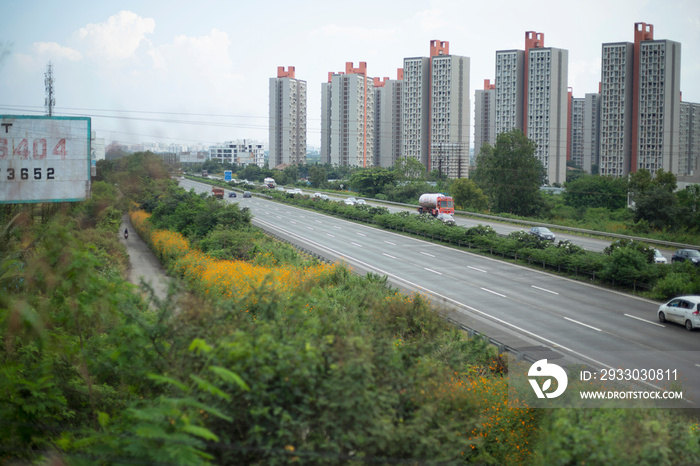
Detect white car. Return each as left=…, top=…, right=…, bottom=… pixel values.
left=343, top=198, right=356, bottom=205
left=355, top=199, right=366, bottom=205
left=658, top=296, right=700, bottom=331
left=653, top=249, right=668, bottom=264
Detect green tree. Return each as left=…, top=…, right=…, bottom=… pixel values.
left=628, top=168, right=653, bottom=202
left=240, top=164, right=263, bottom=182
left=472, top=130, right=546, bottom=216
left=393, top=157, right=427, bottom=181
left=450, top=178, right=488, bottom=211
left=309, top=164, right=328, bottom=188
left=283, top=164, right=300, bottom=185
left=632, top=169, right=679, bottom=230
left=678, top=184, right=700, bottom=231
left=563, top=175, right=628, bottom=210
left=349, top=168, right=395, bottom=197
left=633, top=185, right=680, bottom=230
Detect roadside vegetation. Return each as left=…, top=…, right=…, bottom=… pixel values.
left=2, top=152, right=698, bottom=465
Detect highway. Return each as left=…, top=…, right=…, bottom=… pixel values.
left=181, top=179, right=700, bottom=406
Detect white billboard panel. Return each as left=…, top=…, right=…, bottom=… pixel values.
left=0, top=116, right=91, bottom=204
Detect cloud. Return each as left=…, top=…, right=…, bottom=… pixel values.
left=413, top=8, right=448, bottom=33
left=309, top=24, right=398, bottom=43
left=33, top=42, right=82, bottom=61
left=74, top=10, right=155, bottom=60
left=147, top=29, right=238, bottom=81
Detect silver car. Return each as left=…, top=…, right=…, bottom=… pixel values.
left=658, top=296, right=700, bottom=331
left=529, top=226, right=555, bottom=241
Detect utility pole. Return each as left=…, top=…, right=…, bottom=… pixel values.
left=45, top=61, right=55, bottom=116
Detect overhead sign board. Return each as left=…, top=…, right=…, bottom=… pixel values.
left=0, top=115, right=91, bottom=204
left=224, top=170, right=232, bottom=182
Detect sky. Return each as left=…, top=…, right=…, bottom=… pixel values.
left=1, top=0, right=699, bottom=150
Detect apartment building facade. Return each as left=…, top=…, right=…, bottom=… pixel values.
left=374, top=69, right=404, bottom=168
left=583, top=93, right=602, bottom=173
left=482, top=32, right=568, bottom=184
left=570, top=96, right=585, bottom=169
left=320, top=62, right=375, bottom=167
left=268, top=66, right=307, bottom=168
left=679, top=102, right=700, bottom=182
left=600, top=23, right=681, bottom=178
left=402, top=40, right=470, bottom=179
left=494, top=49, right=525, bottom=135
left=474, top=79, right=496, bottom=156
left=209, top=140, right=265, bottom=167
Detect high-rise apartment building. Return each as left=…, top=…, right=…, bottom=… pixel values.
left=679, top=102, right=700, bottom=181
left=526, top=44, right=569, bottom=185
left=320, top=62, right=375, bottom=167
left=374, top=69, right=404, bottom=168
left=570, top=95, right=585, bottom=169
left=320, top=74, right=332, bottom=165
left=402, top=40, right=470, bottom=179
left=268, top=66, right=307, bottom=168
left=600, top=23, right=681, bottom=178
left=474, top=79, right=496, bottom=156
left=494, top=49, right=525, bottom=135
left=487, top=32, right=568, bottom=184
left=583, top=92, right=602, bottom=173
left=402, top=56, right=430, bottom=166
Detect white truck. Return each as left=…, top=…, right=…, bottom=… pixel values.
left=417, top=193, right=455, bottom=217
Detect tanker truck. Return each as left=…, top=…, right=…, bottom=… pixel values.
left=417, top=193, right=454, bottom=216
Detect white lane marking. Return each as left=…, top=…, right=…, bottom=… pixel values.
left=334, top=226, right=342, bottom=230
left=306, top=227, right=314, bottom=230
left=315, top=220, right=323, bottom=224
left=290, top=220, right=296, bottom=224
left=249, top=217, right=621, bottom=373
left=351, top=242, right=362, bottom=247
left=480, top=287, right=506, bottom=298
left=383, top=253, right=396, bottom=259
left=532, top=285, right=559, bottom=295
left=624, top=314, right=665, bottom=327
left=425, top=268, right=442, bottom=275
left=326, top=233, right=335, bottom=238
left=356, top=232, right=366, bottom=237
left=276, top=216, right=282, bottom=219
left=421, top=252, right=435, bottom=257
left=385, top=241, right=396, bottom=245
left=564, top=317, right=602, bottom=332
left=696, top=364, right=700, bottom=368
left=467, top=266, right=487, bottom=273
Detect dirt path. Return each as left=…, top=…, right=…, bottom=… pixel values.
left=119, top=214, right=174, bottom=304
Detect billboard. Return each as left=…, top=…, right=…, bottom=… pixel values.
left=1, top=116, right=91, bottom=204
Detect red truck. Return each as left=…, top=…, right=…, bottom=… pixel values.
left=417, top=193, right=454, bottom=216
left=212, top=187, right=225, bottom=199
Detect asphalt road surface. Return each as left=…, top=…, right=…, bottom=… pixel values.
left=180, top=178, right=700, bottom=408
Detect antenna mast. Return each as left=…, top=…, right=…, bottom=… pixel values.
left=45, top=61, right=55, bottom=116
